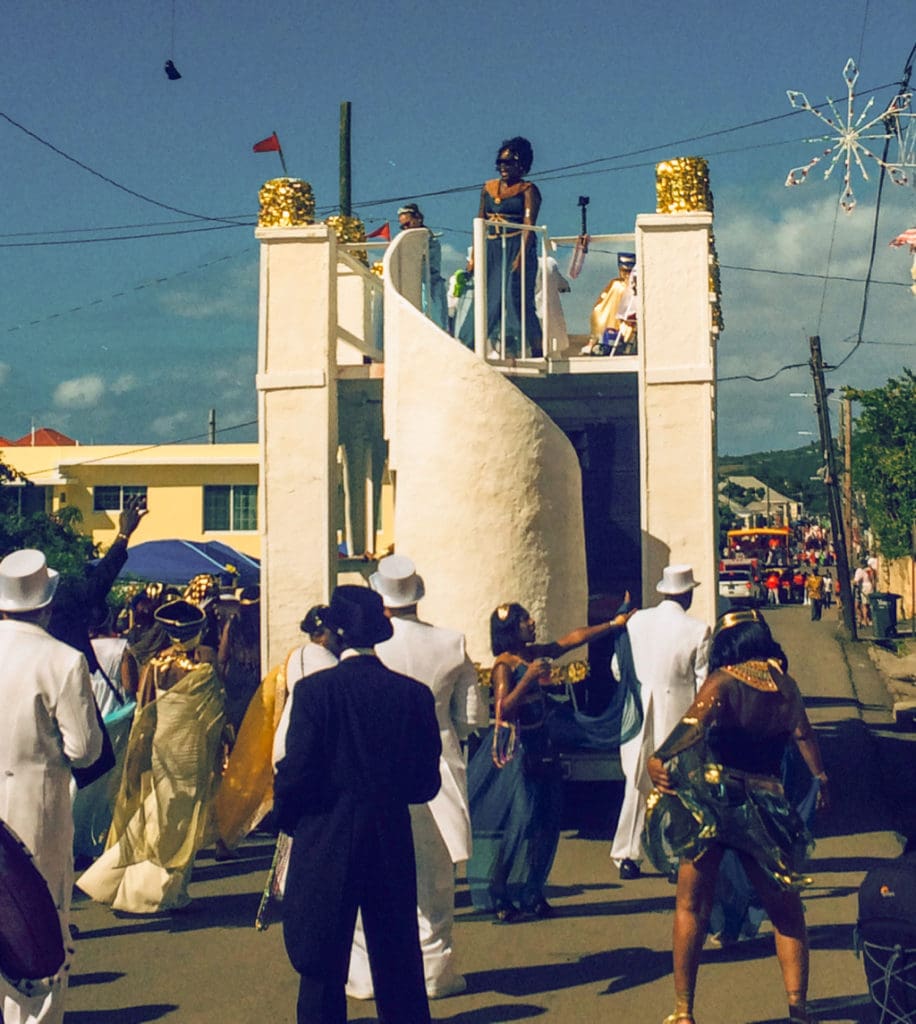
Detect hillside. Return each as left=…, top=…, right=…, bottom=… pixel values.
left=719, top=442, right=832, bottom=517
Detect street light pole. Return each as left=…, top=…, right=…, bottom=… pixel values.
left=809, top=336, right=857, bottom=639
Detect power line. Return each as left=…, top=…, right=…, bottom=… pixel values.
left=17, top=419, right=259, bottom=482
left=5, top=247, right=254, bottom=333
left=0, top=110, right=248, bottom=227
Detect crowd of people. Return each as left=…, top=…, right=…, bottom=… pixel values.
left=0, top=511, right=832, bottom=1024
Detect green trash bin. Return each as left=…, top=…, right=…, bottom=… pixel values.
left=871, top=593, right=900, bottom=639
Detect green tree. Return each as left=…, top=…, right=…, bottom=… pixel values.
left=0, top=454, right=98, bottom=578
left=850, top=371, right=916, bottom=560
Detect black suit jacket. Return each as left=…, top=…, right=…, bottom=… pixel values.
left=275, top=654, right=442, bottom=978
left=275, top=654, right=441, bottom=833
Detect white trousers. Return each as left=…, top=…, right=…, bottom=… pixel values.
left=347, top=803, right=460, bottom=997
left=610, top=731, right=648, bottom=866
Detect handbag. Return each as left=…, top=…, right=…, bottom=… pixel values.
left=491, top=697, right=518, bottom=768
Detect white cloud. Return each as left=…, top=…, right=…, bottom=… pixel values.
left=110, top=374, right=138, bottom=395
left=151, top=411, right=192, bottom=438
left=53, top=375, right=105, bottom=408
left=158, top=261, right=257, bottom=320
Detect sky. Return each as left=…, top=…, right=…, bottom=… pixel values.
left=2, top=0, right=914, bottom=455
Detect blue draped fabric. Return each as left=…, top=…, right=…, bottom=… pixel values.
left=72, top=700, right=136, bottom=861
left=467, top=719, right=562, bottom=912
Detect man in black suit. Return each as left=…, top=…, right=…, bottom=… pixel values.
left=274, top=585, right=442, bottom=1024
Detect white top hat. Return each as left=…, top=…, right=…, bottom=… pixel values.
left=656, top=564, right=700, bottom=595
left=0, top=549, right=60, bottom=612
left=369, top=554, right=425, bottom=609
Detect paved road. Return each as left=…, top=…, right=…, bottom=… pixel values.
left=65, top=605, right=914, bottom=1023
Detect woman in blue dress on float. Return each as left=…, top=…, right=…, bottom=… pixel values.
left=474, top=136, right=542, bottom=358
left=467, top=602, right=631, bottom=921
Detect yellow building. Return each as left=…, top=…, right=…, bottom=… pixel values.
left=1, top=441, right=260, bottom=557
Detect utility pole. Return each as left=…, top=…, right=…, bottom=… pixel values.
left=842, top=393, right=853, bottom=564
left=339, top=101, right=351, bottom=218
left=810, top=336, right=857, bottom=639
left=208, top=408, right=216, bottom=444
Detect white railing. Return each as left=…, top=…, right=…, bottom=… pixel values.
left=472, top=217, right=550, bottom=361
left=336, top=247, right=384, bottom=362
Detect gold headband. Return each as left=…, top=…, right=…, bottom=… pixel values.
left=714, top=608, right=761, bottom=636
left=496, top=603, right=512, bottom=621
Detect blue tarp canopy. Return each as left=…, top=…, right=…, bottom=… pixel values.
left=116, top=539, right=259, bottom=588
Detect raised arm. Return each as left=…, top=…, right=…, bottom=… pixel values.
left=532, top=608, right=633, bottom=659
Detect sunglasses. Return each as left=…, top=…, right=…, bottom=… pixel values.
left=496, top=157, right=519, bottom=167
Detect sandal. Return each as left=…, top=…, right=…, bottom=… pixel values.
left=493, top=902, right=521, bottom=923
left=788, top=1007, right=814, bottom=1023
left=663, top=1015, right=695, bottom=1024
left=524, top=898, right=554, bottom=919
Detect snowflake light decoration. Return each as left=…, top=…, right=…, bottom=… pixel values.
left=785, top=58, right=916, bottom=213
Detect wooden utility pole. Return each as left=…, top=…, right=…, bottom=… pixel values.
left=810, top=336, right=857, bottom=639
left=339, top=101, right=352, bottom=217
left=842, top=394, right=853, bottom=563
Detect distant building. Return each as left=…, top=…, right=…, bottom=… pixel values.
left=718, top=474, right=801, bottom=526
left=1, top=438, right=260, bottom=558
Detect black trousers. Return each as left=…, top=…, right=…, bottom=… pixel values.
left=285, top=805, right=430, bottom=1024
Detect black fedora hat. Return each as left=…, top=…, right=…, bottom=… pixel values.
left=324, top=586, right=392, bottom=648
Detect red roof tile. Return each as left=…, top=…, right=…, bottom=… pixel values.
left=10, top=427, right=78, bottom=446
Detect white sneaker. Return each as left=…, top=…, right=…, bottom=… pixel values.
left=427, top=974, right=467, bottom=999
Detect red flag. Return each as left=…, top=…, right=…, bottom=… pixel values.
left=366, top=222, right=391, bottom=241
left=253, top=132, right=281, bottom=153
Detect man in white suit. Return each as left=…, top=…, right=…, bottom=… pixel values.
left=347, top=555, right=488, bottom=1000
left=610, top=564, right=711, bottom=879
left=0, top=550, right=103, bottom=1024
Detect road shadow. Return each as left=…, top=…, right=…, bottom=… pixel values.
left=190, top=852, right=273, bottom=883
left=458, top=893, right=674, bottom=923
left=750, top=991, right=874, bottom=1024
left=465, top=946, right=671, bottom=998
left=64, top=1004, right=178, bottom=1023
left=69, top=971, right=125, bottom=988
left=353, top=1007, right=547, bottom=1024
left=76, top=891, right=261, bottom=940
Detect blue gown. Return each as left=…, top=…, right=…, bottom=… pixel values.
left=482, top=181, right=541, bottom=357
left=467, top=664, right=561, bottom=911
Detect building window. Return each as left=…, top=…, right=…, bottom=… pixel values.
left=203, top=484, right=257, bottom=532
left=93, top=484, right=147, bottom=512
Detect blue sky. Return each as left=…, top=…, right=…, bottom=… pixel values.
left=2, top=0, right=913, bottom=453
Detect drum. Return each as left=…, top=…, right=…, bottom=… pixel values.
left=0, top=818, right=68, bottom=996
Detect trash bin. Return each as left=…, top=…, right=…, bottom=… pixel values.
left=872, top=593, right=900, bottom=639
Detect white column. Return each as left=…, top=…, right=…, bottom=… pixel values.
left=636, top=212, right=718, bottom=625
left=256, top=225, right=338, bottom=671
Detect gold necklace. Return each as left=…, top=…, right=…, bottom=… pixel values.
left=723, top=659, right=780, bottom=692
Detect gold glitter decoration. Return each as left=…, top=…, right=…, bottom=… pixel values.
left=325, top=214, right=367, bottom=264
left=476, top=660, right=590, bottom=688
left=258, top=178, right=316, bottom=228
left=655, top=157, right=713, bottom=214
left=655, top=157, right=724, bottom=331
left=370, top=260, right=384, bottom=278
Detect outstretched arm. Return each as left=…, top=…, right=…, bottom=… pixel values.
left=533, top=607, right=634, bottom=659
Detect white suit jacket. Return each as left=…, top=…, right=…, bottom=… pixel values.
left=375, top=615, right=488, bottom=862
left=0, top=619, right=102, bottom=909
left=623, top=600, right=711, bottom=796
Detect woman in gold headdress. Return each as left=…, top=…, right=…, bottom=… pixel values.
left=467, top=602, right=631, bottom=921
left=78, top=600, right=226, bottom=913
left=645, top=610, right=829, bottom=1024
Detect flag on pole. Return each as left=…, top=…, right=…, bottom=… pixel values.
left=366, top=222, right=391, bottom=241
left=253, top=132, right=281, bottom=153
left=252, top=132, right=288, bottom=175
